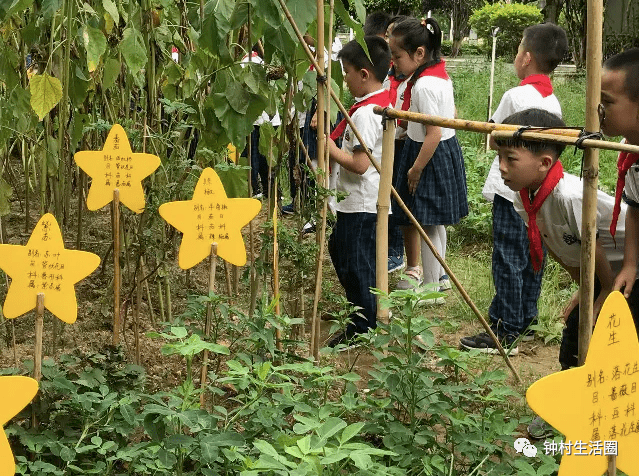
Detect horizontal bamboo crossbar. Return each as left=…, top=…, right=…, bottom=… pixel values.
left=373, top=106, right=582, bottom=137
left=491, top=130, right=639, bottom=154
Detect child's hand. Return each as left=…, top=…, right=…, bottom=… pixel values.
left=407, top=166, right=423, bottom=195
left=613, top=265, right=637, bottom=298
left=561, top=290, right=580, bottom=322
left=593, top=287, right=612, bottom=324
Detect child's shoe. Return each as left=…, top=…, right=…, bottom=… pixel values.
left=439, top=274, right=452, bottom=291
left=396, top=266, right=422, bottom=291
left=459, top=331, right=519, bottom=356
left=282, top=203, right=295, bottom=215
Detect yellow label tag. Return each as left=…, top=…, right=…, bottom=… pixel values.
left=74, top=124, right=161, bottom=213
left=0, top=214, right=100, bottom=323
left=527, top=291, right=639, bottom=474
left=0, top=376, right=38, bottom=476
left=159, top=167, right=261, bottom=268
left=227, top=143, right=237, bottom=163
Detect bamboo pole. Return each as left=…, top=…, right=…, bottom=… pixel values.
left=134, top=265, right=141, bottom=365
left=486, top=27, right=499, bottom=152
left=277, top=0, right=521, bottom=381
left=200, top=243, right=218, bottom=408
left=113, top=189, right=121, bottom=346
left=273, top=208, right=283, bottom=352
left=490, top=131, right=639, bottom=154
left=309, top=0, right=327, bottom=362
left=32, top=293, right=44, bottom=427
left=376, top=117, right=396, bottom=324
left=608, top=454, right=617, bottom=475
left=579, top=0, right=603, bottom=369
left=374, top=107, right=582, bottom=138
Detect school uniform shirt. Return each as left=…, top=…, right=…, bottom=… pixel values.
left=241, top=53, right=282, bottom=127
left=482, top=85, right=562, bottom=203
left=335, top=89, right=388, bottom=214
left=513, top=173, right=627, bottom=273
left=406, top=75, right=456, bottom=143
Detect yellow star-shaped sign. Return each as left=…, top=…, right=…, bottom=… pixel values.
left=0, top=376, right=38, bottom=476
left=74, top=124, right=161, bottom=213
left=0, top=214, right=100, bottom=324
left=527, top=291, right=639, bottom=475
left=159, top=167, right=261, bottom=268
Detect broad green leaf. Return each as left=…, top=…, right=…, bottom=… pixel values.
left=199, top=0, right=235, bottom=60
left=29, top=73, right=63, bottom=121
left=82, top=25, right=107, bottom=72
left=170, top=326, right=188, bottom=338
left=215, top=162, right=250, bottom=198
left=250, top=0, right=280, bottom=29
left=0, top=177, right=12, bottom=217
left=333, top=0, right=368, bottom=60
left=286, top=0, right=315, bottom=39
left=200, top=440, right=219, bottom=464
left=345, top=0, right=366, bottom=23
left=120, top=27, right=148, bottom=76
left=102, top=58, right=120, bottom=90
left=317, top=417, right=346, bottom=441
left=40, top=0, right=62, bottom=20
left=102, top=0, right=119, bottom=24
left=157, top=447, right=177, bottom=468
left=4, top=0, right=35, bottom=18
left=119, top=404, right=136, bottom=425
left=253, top=439, right=279, bottom=458
left=69, top=66, right=89, bottom=108
left=340, top=422, right=365, bottom=444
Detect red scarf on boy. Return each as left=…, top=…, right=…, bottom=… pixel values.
left=387, top=69, right=403, bottom=107
left=519, top=160, right=564, bottom=272
left=520, top=74, right=553, bottom=98
left=330, top=89, right=391, bottom=141
left=610, top=151, right=639, bottom=238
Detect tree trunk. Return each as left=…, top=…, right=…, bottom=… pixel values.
left=542, top=0, right=565, bottom=23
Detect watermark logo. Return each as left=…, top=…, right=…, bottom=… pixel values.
left=542, top=439, right=618, bottom=456
left=514, top=438, right=538, bottom=457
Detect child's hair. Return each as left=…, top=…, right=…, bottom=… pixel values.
left=364, top=12, right=392, bottom=37
left=521, top=23, right=568, bottom=74
left=496, top=108, right=566, bottom=159
left=338, top=36, right=391, bottom=83
left=387, top=15, right=409, bottom=35
left=390, top=17, right=442, bottom=61
left=604, top=48, right=639, bottom=101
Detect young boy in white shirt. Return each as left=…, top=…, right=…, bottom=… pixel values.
left=325, top=36, right=392, bottom=349
left=495, top=108, right=639, bottom=438
left=461, top=23, right=568, bottom=354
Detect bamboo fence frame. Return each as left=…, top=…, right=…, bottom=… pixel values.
left=277, top=0, right=521, bottom=382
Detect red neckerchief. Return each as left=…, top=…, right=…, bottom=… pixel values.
left=400, top=60, right=449, bottom=112
left=387, top=68, right=403, bottom=107
left=520, top=160, right=564, bottom=272
left=611, top=151, right=639, bottom=238
left=520, top=74, right=553, bottom=98
left=330, top=89, right=391, bottom=141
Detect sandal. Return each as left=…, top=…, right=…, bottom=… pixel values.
left=396, top=267, right=423, bottom=291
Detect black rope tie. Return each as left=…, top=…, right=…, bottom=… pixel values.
left=381, top=107, right=391, bottom=129
left=512, top=125, right=532, bottom=140
left=574, top=129, right=604, bottom=179
left=316, top=75, right=327, bottom=84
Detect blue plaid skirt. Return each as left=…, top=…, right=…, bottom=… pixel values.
left=392, top=136, right=468, bottom=226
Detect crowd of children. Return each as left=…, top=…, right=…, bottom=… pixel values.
left=249, top=8, right=639, bottom=437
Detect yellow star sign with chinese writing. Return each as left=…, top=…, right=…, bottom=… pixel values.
left=74, top=124, right=160, bottom=213
left=0, top=376, right=38, bottom=476
left=527, top=291, right=639, bottom=475
left=0, top=214, right=100, bottom=324
left=159, top=167, right=261, bottom=269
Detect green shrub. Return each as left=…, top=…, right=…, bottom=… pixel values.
left=469, top=3, right=543, bottom=59
left=442, top=40, right=487, bottom=57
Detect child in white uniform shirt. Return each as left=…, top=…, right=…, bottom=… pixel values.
left=495, top=108, right=639, bottom=439
left=461, top=23, right=568, bottom=353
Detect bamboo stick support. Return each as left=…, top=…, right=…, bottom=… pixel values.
left=608, top=454, right=617, bottom=475
left=32, top=293, right=44, bottom=427
left=376, top=117, right=396, bottom=324
left=224, top=260, right=233, bottom=300
left=113, top=189, right=121, bottom=346
left=278, top=0, right=521, bottom=381
left=273, top=211, right=283, bottom=352
left=134, top=266, right=141, bottom=365
left=579, top=0, right=603, bottom=367
left=200, top=243, right=218, bottom=408
left=309, top=0, right=327, bottom=362
left=490, top=130, right=639, bottom=154
left=373, top=107, right=582, bottom=138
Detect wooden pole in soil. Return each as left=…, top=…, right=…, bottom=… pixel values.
left=608, top=454, right=617, bottom=475
left=277, top=0, right=521, bottom=382
left=134, top=266, right=141, bottom=365
left=309, top=0, right=327, bottom=362
left=32, top=292, right=44, bottom=427
left=200, top=243, right=218, bottom=408
left=376, top=117, right=396, bottom=324
left=273, top=208, right=283, bottom=352
left=113, top=189, right=121, bottom=346
left=579, top=0, right=603, bottom=370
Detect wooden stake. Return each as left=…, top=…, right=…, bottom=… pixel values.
left=310, top=0, right=327, bottom=362
left=200, top=243, right=217, bottom=408
left=32, top=293, right=44, bottom=427
left=376, top=116, right=396, bottom=324
left=578, top=0, right=603, bottom=367
left=608, top=454, right=617, bottom=475
left=273, top=209, right=283, bottom=352
left=486, top=27, right=499, bottom=152
left=134, top=265, right=141, bottom=365
left=113, top=189, right=121, bottom=346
